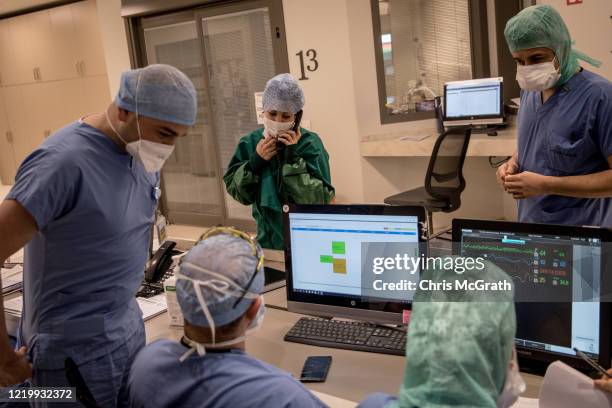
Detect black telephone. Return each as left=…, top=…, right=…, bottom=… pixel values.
left=144, top=240, right=177, bottom=283
left=276, top=110, right=303, bottom=152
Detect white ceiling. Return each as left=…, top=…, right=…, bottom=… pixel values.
left=0, top=0, right=68, bottom=16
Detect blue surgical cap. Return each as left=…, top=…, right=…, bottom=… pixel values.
left=177, top=234, right=264, bottom=328
left=262, top=73, right=304, bottom=114
left=504, top=4, right=601, bottom=87
left=115, top=64, right=198, bottom=126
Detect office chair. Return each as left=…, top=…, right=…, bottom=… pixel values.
left=384, top=126, right=471, bottom=236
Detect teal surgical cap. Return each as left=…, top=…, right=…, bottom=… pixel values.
left=393, top=258, right=516, bottom=408
left=176, top=234, right=264, bottom=327
left=262, top=73, right=304, bottom=114
left=115, top=64, right=197, bottom=126
left=504, top=4, right=601, bottom=87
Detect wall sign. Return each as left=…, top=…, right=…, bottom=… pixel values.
left=296, top=49, right=319, bottom=80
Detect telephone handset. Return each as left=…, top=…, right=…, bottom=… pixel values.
left=276, top=110, right=303, bottom=152
left=145, top=240, right=177, bottom=283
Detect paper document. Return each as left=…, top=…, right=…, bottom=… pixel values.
left=2, top=266, right=23, bottom=295
left=395, top=133, right=431, bottom=142
left=136, top=294, right=167, bottom=321
left=310, top=391, right=356, bottom=408
left=510, top=397, right=539, bottom=408
left=3, top=294, right=23, bottom=317
left=539, top=361, right=612, bottom=408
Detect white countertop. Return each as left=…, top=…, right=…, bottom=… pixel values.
left=360, top=126, right=517, bottom=157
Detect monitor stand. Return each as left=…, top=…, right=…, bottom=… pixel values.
left=470, top=124, right=505, bottom=136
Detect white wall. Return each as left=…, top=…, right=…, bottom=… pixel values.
left=90, top=0, right=523, bottom=228
left=537, top=0, right=612, bottom=80
left=95, top=0, right=131, bottom=99
left=282, top=0, right=365, bottom=203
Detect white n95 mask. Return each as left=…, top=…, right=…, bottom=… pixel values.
left=105, top=109, right=174, bottom=173
left=128, top=117, right=175, bottom=173
left=263, top=117, right=293, bottom=138
left=516, top=56, right=560, bottom=91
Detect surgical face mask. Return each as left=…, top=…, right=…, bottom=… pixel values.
left=497, top=347, right=526, bottom=408
left=516, top=56, right=560, bottom=91
left=263, top=116, right=293, bottom=138
left=105, top=109, right=174, bottom=173
left=174, top=263, right=264, bottom=362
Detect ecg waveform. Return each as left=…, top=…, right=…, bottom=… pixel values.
left=462, top=243, right=534, bottom=255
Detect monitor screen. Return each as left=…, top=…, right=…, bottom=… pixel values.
left=284, top=205, right=427, bottom=324
left=444, top=77, right=503, bottom=123
left=454, top=222, right=604, bottom=360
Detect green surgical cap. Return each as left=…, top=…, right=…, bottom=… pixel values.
left=504, top=4, right=601, bottom=87
left=392, top=258, right=516, bottom=408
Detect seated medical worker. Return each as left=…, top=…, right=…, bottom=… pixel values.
left=224, top=74, right=334, bottom=250
left=128, top=228, right=327, bottom=408
left=358, top=259, right=525, bottom=408
left=0, top=64, right=196, bottom=405
left=497, top=5, right=612, bottom=227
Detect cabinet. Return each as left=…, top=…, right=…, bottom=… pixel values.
left=0, top=91, right=17, bottom=184
left=0, top=0, right=106, bottom=86
left=0, top=0, right=111, bottom=185
left=70, top=0, right=107, bottom=77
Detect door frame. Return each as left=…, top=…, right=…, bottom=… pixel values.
left=126, top=0, right=289, bottom=231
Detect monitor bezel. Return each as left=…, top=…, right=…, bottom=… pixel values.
left=452, top=218, right=612, bottom=372
left=443, top=77, right=504, bottom=125
left=284, top=204, right=427, bottom=325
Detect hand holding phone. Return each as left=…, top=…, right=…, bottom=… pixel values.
left=300, top=356, right=332, bottom=383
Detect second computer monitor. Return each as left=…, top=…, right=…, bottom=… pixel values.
left=443, top=77, right=504, bottom=127
left=452, top=219, right=611, bottom=372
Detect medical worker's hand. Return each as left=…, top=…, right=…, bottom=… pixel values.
left=497, top=157, right=518, bottom=187
left=594, top=369, right=612, bottom=393
left=504, top=171, right=552, bottom=199
left=256, top=136, right=278, bottom=161
left=0, top=346, right=32, bottom=386
left=277, top=129, right=301, bottom=146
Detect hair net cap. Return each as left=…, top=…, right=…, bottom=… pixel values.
left=262, top=73, right=304, bottom=114
left=176, top=234, right=264, bottom=328
left=398, top=257, right=516, bottom=407
left=504, top=5, right=601, bottom=87
left=115, top=64, right=198, bottom=126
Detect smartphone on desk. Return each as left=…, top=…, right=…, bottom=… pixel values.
left=300, top=356, right=332, bottom=383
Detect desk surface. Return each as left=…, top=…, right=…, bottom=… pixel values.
left=360, top=126, right=516, bottom=157
left=144, top=292, right=543, bottom=402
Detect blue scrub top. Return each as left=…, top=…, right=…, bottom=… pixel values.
left=128, top=340, right=327, bottom=408
left=7, top=120, right=158, bottom=369
left=517, top=69, right=612, bottom=227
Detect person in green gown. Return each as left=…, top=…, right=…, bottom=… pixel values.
left=224, top=74, right=334, bottom=250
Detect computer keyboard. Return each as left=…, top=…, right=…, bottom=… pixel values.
left=284, top=317, right=407, bottom=356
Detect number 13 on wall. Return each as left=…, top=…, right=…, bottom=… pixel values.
left=296, top=49, right=319, bottom=80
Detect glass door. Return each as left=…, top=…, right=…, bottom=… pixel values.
left=138, top=0, right=288, bottom=230
left=142, top=13, right=224, bottom=226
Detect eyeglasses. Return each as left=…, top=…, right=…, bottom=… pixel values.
left=197, top=226, right=264, bottom=308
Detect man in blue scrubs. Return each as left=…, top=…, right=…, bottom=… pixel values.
left=496, top=5, right=612, bottom=227
left=0, top=64, right=196, bottom=406
left=128, top=228, right=326, bottom=408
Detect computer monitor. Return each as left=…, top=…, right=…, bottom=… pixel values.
left=443, top=77, right=504, bottom=127
left=452, top=219, right=612, bottom=373
left=284, top=204, right=427, bottom=325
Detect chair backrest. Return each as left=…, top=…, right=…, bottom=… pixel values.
left=424, top=126, right=471, bottom=211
